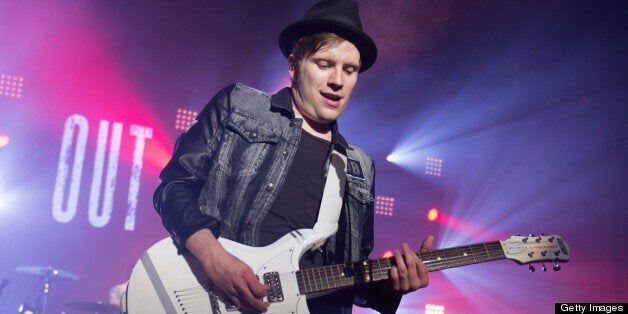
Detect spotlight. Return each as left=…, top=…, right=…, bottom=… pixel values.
left=425, top=303, right=445, bottom=314
left=18, top=303, right=37, bottom=314
left=427, top=208, right=440, bottom=222
left=425, top=157, right=443, bottom=177
left=0, top=132, right=9, bottom=147
left=174, top=108, right=198, bottom=131
left=0, top=74, right=24, bottom=98
left=375, top=195, right=395, bottom=216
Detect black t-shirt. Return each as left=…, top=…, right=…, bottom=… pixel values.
left=259, top=130, right=331, bottom=247
left=259, top=130, right=360, bottom=313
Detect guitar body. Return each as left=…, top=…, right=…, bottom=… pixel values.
left=125, top=228, right=327, bottom=314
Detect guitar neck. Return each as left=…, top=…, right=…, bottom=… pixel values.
left=296, top=241, right=505, bottom=295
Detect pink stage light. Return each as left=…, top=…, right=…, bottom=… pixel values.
left=375, top=195, right=395, bottom=216
left=425, top=157, right=443, bottom=177
left=425, top=208, right=500, bottom=239
left=381, top=250, right=394, bottom=258
left=174, top=108, right=198, bottom=131
left=0, top=74, right=23, bottom=98
left=427, top=208, right=440, bottom=222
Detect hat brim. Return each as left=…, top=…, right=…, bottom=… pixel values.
left=279, top=19, right=377, bottom=73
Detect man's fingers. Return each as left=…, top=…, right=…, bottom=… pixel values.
left=403, top=243, right=427, bottom=290
left=387, top=237, right=434, bottom=294
left=401, top=243, right=417, bottom=275
left=235, top=273, right=269, bottom=311
left=389, top=265, right=402, bottom=291
left=251, top=283, right=271, bottom=299
left=421, top=235, right=434, bottom=252
left=393, top=249, right=408, bottom=278
left=392, top=248, right=413, bottom=291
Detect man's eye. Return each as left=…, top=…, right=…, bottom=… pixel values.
left=317, top=62, right=330, bottom=69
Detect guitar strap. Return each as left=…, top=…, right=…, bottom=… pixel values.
left=310, top=149, right=347, bottom=251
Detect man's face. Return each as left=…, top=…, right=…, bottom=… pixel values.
left=289, top=39, right=360, bottom=125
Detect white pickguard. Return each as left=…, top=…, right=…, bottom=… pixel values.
left=125, top=228, right=328, bottom=314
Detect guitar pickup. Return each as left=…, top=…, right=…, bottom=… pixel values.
left=263, top=271, right=284, bottom=302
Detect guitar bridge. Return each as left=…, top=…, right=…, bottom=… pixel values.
left=263, top=271, right=284, bottom=302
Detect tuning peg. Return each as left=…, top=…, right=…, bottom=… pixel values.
left=553, top=261, right=561, bottom=271
left=541, top=262, right=547, bottom=272
left=528, top=265, right=535, bottom=273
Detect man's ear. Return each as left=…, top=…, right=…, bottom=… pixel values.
left=288, top=54, right=297, bottom=80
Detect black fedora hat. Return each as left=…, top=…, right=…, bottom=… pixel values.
left=279, top=0, right=377, bottom=73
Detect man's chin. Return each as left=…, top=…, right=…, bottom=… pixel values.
left=314, top=116, right=338, bottom=125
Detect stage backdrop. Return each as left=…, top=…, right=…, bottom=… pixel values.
left=1, top=1, right=626, bottom=313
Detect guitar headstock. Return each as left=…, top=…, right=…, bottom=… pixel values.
left=501, top=235, right=570, bottom=267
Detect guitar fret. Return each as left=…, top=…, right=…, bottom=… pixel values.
left=300, top=269, right=307, bottom=293
left=312, top=267, right=320, bottom=291
left=318, top=267, right=324, bottom=289
left=331, top=265, right=339, bottom=288
left=323, top=266, right=332, bottom=289
left=471, top=244, right=490, bottom=262
left=331, top=264, right=340, bottom=289
left=321, top=265, right=330, bottom=290
left=305, top=268, right=313, bottom=292
left=447, top=249, right=459, bottom=266
left=343, top=264, right=354, bottom=287
left=310, top=268, right=317, bottom=292
left=372, top=258, right=391, bottom=281
left=484, top=243, right=493, bottom=261
left=452, top=246, right=472, bottom=267
left=419, top=241, right=506, bottom=271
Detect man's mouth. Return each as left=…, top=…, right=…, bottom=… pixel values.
left=321, top=92, right=342, bottom=104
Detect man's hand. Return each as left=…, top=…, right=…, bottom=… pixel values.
left=389, top=235, right=434, bottom=293
left=186, top=229, right=270, bottom=312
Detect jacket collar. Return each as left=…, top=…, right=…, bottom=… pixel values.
left=271, top=87, right=350, bottom=150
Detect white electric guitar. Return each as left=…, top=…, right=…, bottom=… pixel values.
left=124, top=229, right=569, bottom=314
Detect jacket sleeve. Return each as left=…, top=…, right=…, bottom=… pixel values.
left=153, top=84, right=235, bottom=252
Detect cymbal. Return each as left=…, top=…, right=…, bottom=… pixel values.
left=15, top=265, right=78, bottom=281
left=66, top=301, right=120, bottom=313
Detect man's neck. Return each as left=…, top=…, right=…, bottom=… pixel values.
left=292, top=104, right=333, bottom=142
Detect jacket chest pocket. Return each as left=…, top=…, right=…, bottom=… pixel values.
left=216, top=111, right=280, bottom=176
left=347, top=178, right=373, bottom=204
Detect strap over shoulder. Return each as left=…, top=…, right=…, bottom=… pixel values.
left=311, top=149, right=347, bottom=251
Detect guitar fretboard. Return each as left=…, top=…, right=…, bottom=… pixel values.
left=296, top=241, right=506, bottom=295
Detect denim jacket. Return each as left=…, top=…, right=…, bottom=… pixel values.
left=153, top=83, right=376, bottom=265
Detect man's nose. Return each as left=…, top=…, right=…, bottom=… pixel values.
left=328, top=67, right=343, bottom=89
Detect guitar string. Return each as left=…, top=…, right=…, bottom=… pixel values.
left=296, top=243, right=507, bottom=294
left=299, top=245, right=502, bottom=295
left=172, top=243, right=508, bottom=300
left=173, top=286, right=213, bottom=313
